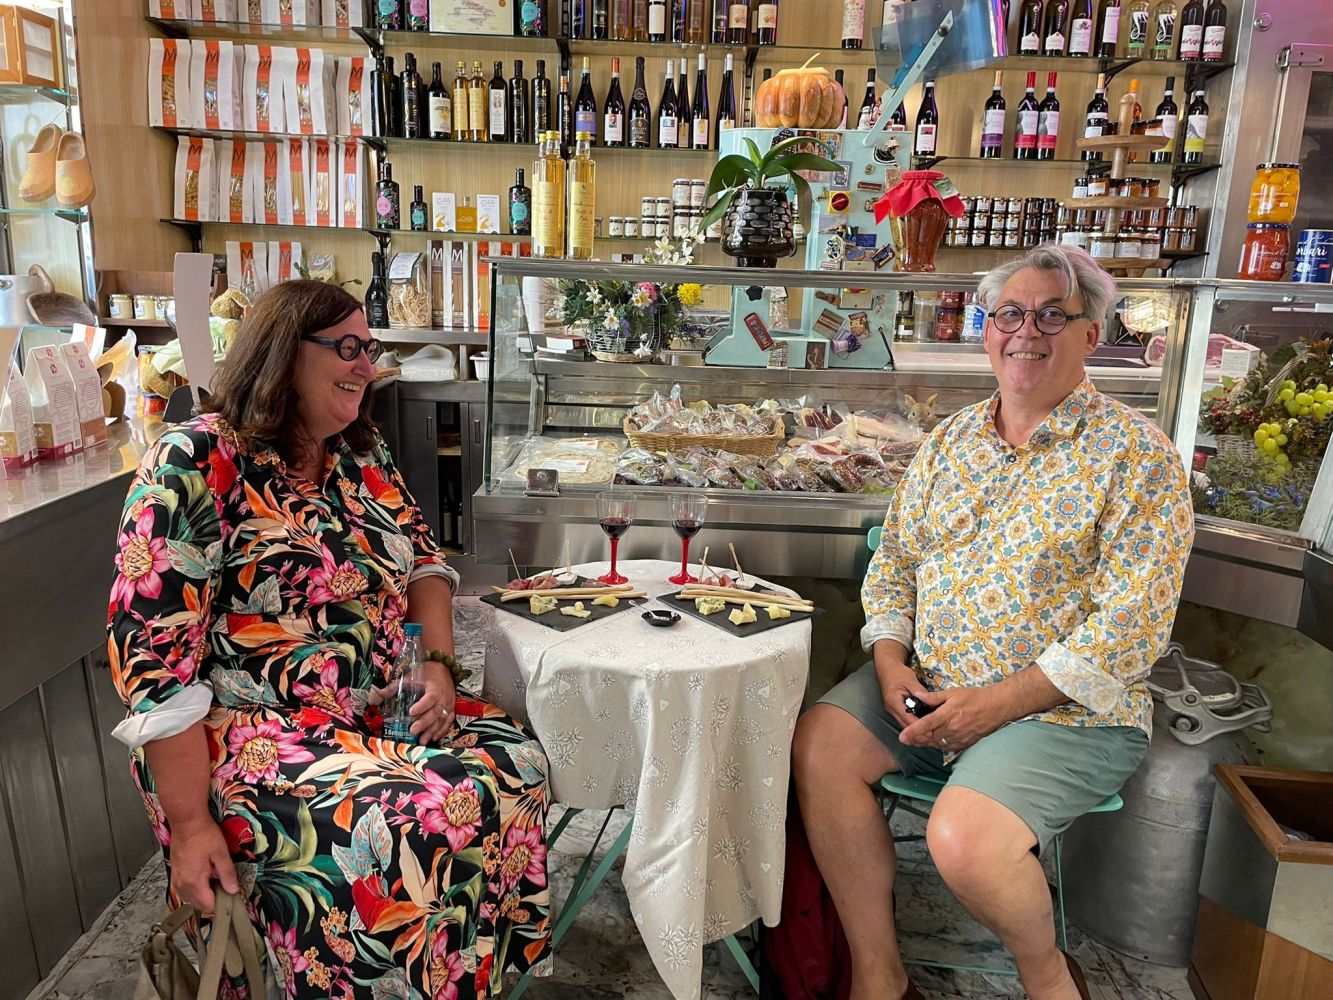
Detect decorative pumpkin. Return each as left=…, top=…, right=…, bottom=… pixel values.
left=754, top=54, right=846, bottom=130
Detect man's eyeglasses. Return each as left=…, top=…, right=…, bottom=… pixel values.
left=990, top=305, right=1091, bottom=336
left=303, top=333, right=385, bottom=363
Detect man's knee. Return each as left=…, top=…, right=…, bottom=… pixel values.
left=792, top=704, right=894, bottom=791
left=926, top=787, right=1036, bottom=890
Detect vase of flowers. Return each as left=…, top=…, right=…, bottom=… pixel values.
left=555, top=233, right=705, bottom=362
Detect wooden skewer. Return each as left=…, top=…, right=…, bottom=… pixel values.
left=681, top=592, right=814, bottom=613
left=563, top=539, right=572, bottom=577
left=508, top=548, right=522, bottom=581
left=729, top=543, right=744, bottom=578
left=502, top=588, right=647, bottom=603
left=699, top=545, right=710, bottom=583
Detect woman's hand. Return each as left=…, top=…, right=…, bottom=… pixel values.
left=167, top=816, right=241, bottom=917
left=372, top=662, right=457, bottom=744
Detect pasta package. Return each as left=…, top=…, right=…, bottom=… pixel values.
left=216, top=139, right=251, bottom=224
left=279, top=0, right=320, bottom=24
left=1, top=359, right=37, bottom=470
left=174, top=135, right=215, bottom=222
left=285, top=137, right=310, bottom=226
left=267, top=241, right=303, bottom=286
left=191, top=0, right=237, bottom=20
left=321, top=0, right=366, bottom=27
left=148, top=38, right=192, bottom=129
left=242, top=44, right=283, bottom=133
left=335, top=56, right=372, bottom=136
left=227, top=240, right=270, bottom=301
left=188, top=38, right=239, bottom=130
left=387, top=252, right=431, bottom=330
left=25, top=346, right=82, bottom=460
left=59, top=343, right=106, bottom=448
left=283, top=48, right=333, bottom=136
left=310, top=138, right=335, bottom=227
left=252, top=140, right=289, bottom=225
left=337, top=138, right=365, bottom=228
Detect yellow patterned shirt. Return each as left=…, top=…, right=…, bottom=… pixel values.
left=861, top=378, right=1194, bottom=734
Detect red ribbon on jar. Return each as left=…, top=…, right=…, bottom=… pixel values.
left=874, top=170, right=967, bottom=273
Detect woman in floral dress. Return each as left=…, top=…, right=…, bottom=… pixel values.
left=108, top=281, right=551, bottom=999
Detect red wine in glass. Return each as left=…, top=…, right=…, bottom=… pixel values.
left=599, top=516, right=631, bottom=539
left=668, top=492, right=707, bottom=585
left=596, top=492, right=634, bottom=585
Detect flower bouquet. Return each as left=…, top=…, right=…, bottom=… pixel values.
left=555, top=233, right=705, bottom=362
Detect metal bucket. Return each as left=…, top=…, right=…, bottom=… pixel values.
left=0, top=266, right=53, bottom=326
left=1059, top=644, right=1273, bottom=967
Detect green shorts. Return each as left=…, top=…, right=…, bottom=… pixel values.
left=818, top=661, right=1149, bottom=851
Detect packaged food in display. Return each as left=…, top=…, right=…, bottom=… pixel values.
left=698, top=451, right=746, bottom=489
left=1238, top=224, right=1291, bottom=281
left=285, top=137, right=310, bottom=226
left=306, top=251, right=336, bottom=283
left=173, top=135, right=215, bottom=222
left=216, top=139, right=250, bottom=223
left=614, top=448, right=665, bottom=486
left=321, top=0, right=367, bottom=27
left=276, top=0, right=321, bottom=24
left=242, top=44, right=284, bottom=133
left=267, top=241, right=303, bottom=285
left=507, top=437, right=620, bottom=485
left=226, top=240, right=269, bottom=301
left=25, top=345, right=82, bottom=460
left=386, top=252, right=431, bottom=329
left=335, top=55, right=372, bottom=136
left=1248, top=163, right=1300, bottom=225
left=58, top=343, right=106, bottom=448
left=281, top=48, right=335, bottom=136
left=336, top=138, right=365, bottom=228
left=1, top=361, right=37, bottom=470
left=148, top=38, right=192, bottom=129
left=187, top=39, right=241, bottom=132
left=662, top=451, right=707, bottom=489
left=732, top=455, right=781, bottom=491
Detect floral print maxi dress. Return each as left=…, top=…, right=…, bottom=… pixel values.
left=107, top=414, right=551, bottom=999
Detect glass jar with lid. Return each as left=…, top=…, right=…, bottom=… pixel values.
left=1238, top=223, right=1291, bottom=280
left=1117, top=229, right=1142, bottom=259
left=1139, top=228, right=1162, bottom=260
left=1248, top=163, right=1301, bottom=224
left=1090, top=230, right=1117, bottom=259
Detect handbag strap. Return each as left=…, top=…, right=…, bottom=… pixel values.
left=196, top=891, right=266, bottom=1000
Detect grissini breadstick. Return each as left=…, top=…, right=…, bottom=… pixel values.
left=679, top=592, right=814, bottom=613
left=680, top=583, right=811, bottom=604
left=501, top=587, right=645, bottom=603
left=679, top=587, right=813, bottom=609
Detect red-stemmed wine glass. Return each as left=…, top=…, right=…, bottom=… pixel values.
left=596, top=492, right=634, bottom=585
left=668, top=492, right=707, bottom=585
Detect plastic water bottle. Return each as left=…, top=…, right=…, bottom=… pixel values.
left=383, top=622, right=425, bottom=742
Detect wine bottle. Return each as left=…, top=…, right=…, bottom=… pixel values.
left=632, top=0, right=648, bottom=39
left=842, top=0, right=865, bottom=48
left=510, top=60, right=531, bottom=144
left=1097, top=0, right=1121, bottom=56
left=469, top=61, right=488, bottom=142
left=1082, top=71, right=1108, bottom=162
left=1037, top=71, right=1059, bottom=159
left=557, top=73, right=574, bottom=153
left=533, top=132, right=566, bottom=258
left=687, top=0, right=706, bottom=42
left=612, top=0, right=630, bottom=39
left=1044, top=0, right=1068, bottom=55
left=488, top=61, right=510, bottom=142
left=375, top=161, right=400, bottom=229
left=401, top=53, right=424, bottom=139
left=1126, top=0, right=1149, bottom=55
left=1150, top=75, right=1178, bottom=163
left=1018, top=0, right=1043, bottom=56
left=377, top=0, right=402, bottom=29
left=1182, top=87, right=1207, bottom=164
left=407, top=0, right=427, bottom=29
left=857, top=68, right=877, bottom=130
left=428, top=61, right=450, bottom=141
left=384, top=56, right=404, bottom=138
left=757, top=0, right=778, bottom=44
left=593, top=0, right=609, bottom=38
left=710, top=0, right=726, bottom=42
left=1014, top=70, right=1039, bottom=160
left=980, top=69, right=1005, bottom=158
left=533, top=60, right=552, bottom=136
left=1150, top=0, right=1177, bottom=60
left=575, top=56, right=598, bottom=145
left=658, top=60, right=679, bottom=148
left=691, top=51, right=710, bottom=150
left=715, top=52, right=736, bottom=146
left=649, top=0, right=667, bottom=40
left=1202, top=0, right=1225, bottom=61
left=671, top=0, right=687, bottom=41
left=835, top=69, right=848, bottom=128
left=913, top=80, right=937, bottom=157
left=889, top=100, right=907, bottom=131
left=1069, top=0, right=1094, bottom=56
left=571, top=0, right=586, bottom=36
left=604, top=57, right=626, bottom=147
left=629, top=56, right=652, bottom=148
left=509, top=168, right=532, bottom=235
left=567, top=131, right=596, bottom=260
left=409, top=184, right=428, bottom=231
left=1178, top=0, right=1203, bottom=59
left=520, top=0, right=546, bottom=34
left=677, top=56, right=693, bottom=148
left=366, top=252, right=389, bottom=327
left=728, top=0, right=747, bottom=43
left=452, top=61, right=469, bottom=141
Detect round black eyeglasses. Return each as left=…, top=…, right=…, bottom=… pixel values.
left=303, top=333, right=385, bottom=363
left=990, top=305, right=1091, bottom=336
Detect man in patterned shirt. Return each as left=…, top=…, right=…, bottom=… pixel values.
left=792, top=244, right=1194, bottom=1000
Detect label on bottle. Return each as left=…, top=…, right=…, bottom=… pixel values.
left=409, top=0, right=427, bottom=15
left=1021, top=30, right=1039, bottom=52
left=520, top=0, right=542, bottom=32
left=569, top=179, right=595, bottom=252
left=981, top=108, right=1006, bottom=149
left=1180, top=23, right=1203, bottom=58
left=411, top=204, right=426, bottom=228
left=1101, top=8, right=1120, bottom=44
left=759, top=4, right=777, bottom=28
left=1084, top=112, right=1108, bottom=138
left=630, top=115, right=649, bottom=146
left=719, top=115, right=735, bottom=132
left=605, top=110, right=623, bottom=142
left=1203, top=24, right=1225, bottom=59
left=575, top=109, right=596, bottom=136
left=1184, top=113, right=1208, bottom=154
left=1160, top=113, right=1178, bottom=140
left=1129, top=9, right=1148, bottom=47
left=1154, top=13, right=1175, bottom=51
left=1070, top=17, right=1093, bottom=53
left=1045, top=29, right=1065, bottom=53
left=914, top=122, right=936, bottom=154
left=429, top=95, right=450, bottom=135
left=729, top=3, right=747, bottom=28
left=857, top=105, right=874, bottom=130
left=1038, top=110, right=1060, bottom=151
left=693, top=118, right=709, bottom=147
left=659, top=115, right=678, bottom=145
left=534, top=179, right=561, bottom=248
left=489, top=92, right=506, bottom=136
left=842, top=0, right=865, bottom=41
left=649, top=4, right=666, bottom=33
left=469, top=89, right=487, bottom=130
left=510, top=193, right=530, bottom=233
left=1016, top=109, right=1039, bottom=149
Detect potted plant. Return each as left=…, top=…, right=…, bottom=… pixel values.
left=700, top=135, right=840, bottom=268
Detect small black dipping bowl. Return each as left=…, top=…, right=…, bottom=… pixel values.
left=642, top=609, right=681, bottom=628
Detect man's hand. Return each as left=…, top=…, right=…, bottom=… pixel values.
left=898, top=686, right=1008, bottom=752
left=874, top=643, right=931, bottom=730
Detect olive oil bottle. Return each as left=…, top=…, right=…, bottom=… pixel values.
left=566, top=130, right=596, bottom=260
left=532, top=132, right=567, bottom=258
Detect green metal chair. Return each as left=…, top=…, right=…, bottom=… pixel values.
left=865, top=525, right=1125, bottom=973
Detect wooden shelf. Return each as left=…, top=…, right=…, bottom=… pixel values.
left=1076, top=134, right=1170, bottom=153
left=1069, top=195, right=1169, bottom=210
left=102, top=317, right=171, bottom=328
left=1092, top=257, right=1172, bottom=271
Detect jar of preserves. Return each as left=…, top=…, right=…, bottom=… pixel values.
left=1238, top=223, right=1291, bottom=281
left=1248, top=163, right=1301, bottom=224
left=975, top=195, right=993, bottom=214
left=1117, top=230, right=1142, bottom=258
left=1139, top=228, right=1162, bottom=260
left=1163, top=228, right=1185, bottom=252
left=624, top=216, right=639, bottom=237
left=672, top=178, right=691, bottom=207
left=641, top=195, right=656, bottom=219
left=608, top=216, right=625, bottom=237
left=1073, top=176, right=1089, bottom=200
left=1090, top=230, right=1117, bottom=259
left=1087, top=176, right=1110, bottom=198
left=935, top=295, right=963, bottom=341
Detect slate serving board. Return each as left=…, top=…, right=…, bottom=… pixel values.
left=659, top=590, right=823, bottom=637
left=481, top=579, right=645, bottom=632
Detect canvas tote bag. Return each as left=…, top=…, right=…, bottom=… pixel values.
left=135, top=890, right=266, bottom=1000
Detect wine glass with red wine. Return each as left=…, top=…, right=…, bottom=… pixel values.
left=668, top=492, right=707, bottom=585
left=596, top=492, right=634, bottom=585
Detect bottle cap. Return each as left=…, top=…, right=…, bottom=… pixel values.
left=405, top=622, right=424, bottom=636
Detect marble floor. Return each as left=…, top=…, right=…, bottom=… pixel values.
left=28, top=600, right=1197, bottom=1000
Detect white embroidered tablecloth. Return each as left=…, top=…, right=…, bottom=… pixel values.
left=480, top=559, right=810, bottom=1000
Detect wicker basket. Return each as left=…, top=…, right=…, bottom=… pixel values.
left=592, top=349, right=646, bottom=363
left=1215, top=434, right=1257, bottom=462
left=623, top=418, right=785, bottom=457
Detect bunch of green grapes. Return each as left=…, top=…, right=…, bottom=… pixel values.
left=1254, top=381, right=1333, bottom=475
left=1277, top=380, right=1332, bottom=418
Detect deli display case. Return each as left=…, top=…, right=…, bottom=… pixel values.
left=471, top=258, right=1333, bottom=644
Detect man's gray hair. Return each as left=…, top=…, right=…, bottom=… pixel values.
left=975, top=243, right=1120, bottom=323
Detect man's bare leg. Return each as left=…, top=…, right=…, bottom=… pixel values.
left=792, top=704, right=910, bottom=1000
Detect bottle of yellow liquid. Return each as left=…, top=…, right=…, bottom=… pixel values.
left=456, top=194, right=477, bottom=233
left=452, top=60, right=470, bottom=141
left=533, top=131, right=567, bottom=259
left=567, top=131, right=596, bottom=260
left=468, top=61, right=488, bottom=141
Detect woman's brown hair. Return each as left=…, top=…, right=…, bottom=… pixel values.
left=204, top=279, right=377, bottom=457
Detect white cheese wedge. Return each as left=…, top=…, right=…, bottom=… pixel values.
left=728, top=603, right=758, bottom=626
left=591, top=595, right=620, bottom=608
left=766, top=604, right=791, bottom=620
left=529, top=595, right=558, bottom=615
left=560, top=601, right=592, bottom=619
left=696, top=597, right=727, bottom=616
